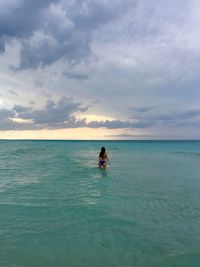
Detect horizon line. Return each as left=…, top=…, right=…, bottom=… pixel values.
left=0, top=139, right=200, bottom=141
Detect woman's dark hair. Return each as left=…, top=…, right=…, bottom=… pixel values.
left=99, top=147, right=106, bottom=157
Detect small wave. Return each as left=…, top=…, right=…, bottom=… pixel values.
left=176, top=151, right=200, bottom=156
left=0, top=202, right=51, bottom=207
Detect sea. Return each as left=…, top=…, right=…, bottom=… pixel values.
left=0, top=140, right=200, bottom=267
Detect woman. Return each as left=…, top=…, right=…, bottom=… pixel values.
left=98, top=147, right=110, bottom=169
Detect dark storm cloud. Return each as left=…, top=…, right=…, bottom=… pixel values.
left=17, top=0, right=123, bottom=69
left=0, top=100, right=200, bottom=130
left=17, top=97, right=88, bottom=125
left=13, top=105, right=32, bottom=113
left=0, top=108, right=15, bottom=120
left=129, top=109, right=200, bottom=128
left=0, top=0, right=133, bottom=69
left=0, top=108, right=17, bottom=131
left=0, top=0, right=60, bottom=43
left=0, top=97, right=88, bottom=130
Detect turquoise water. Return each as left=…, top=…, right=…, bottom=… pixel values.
left=0, top=140, right=200, bottom=267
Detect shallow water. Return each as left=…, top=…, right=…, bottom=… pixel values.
left=0, top=140, right=200, bottom=267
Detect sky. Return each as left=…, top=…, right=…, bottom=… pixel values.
left=0, top=0, right=200, bottom=139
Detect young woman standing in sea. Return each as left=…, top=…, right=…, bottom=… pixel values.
left=98, top=147, right=110, bottom=169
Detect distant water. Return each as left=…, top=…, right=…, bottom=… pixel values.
left=0, top=140, right=200, bottom=267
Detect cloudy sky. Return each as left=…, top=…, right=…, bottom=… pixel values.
left=0, top=0, right=200, bottom=139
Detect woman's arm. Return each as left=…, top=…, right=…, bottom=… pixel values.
left=106, top=154, right=110, bottom=164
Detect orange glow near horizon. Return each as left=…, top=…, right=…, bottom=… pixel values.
left=0, top=128, right=132, bottom=140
